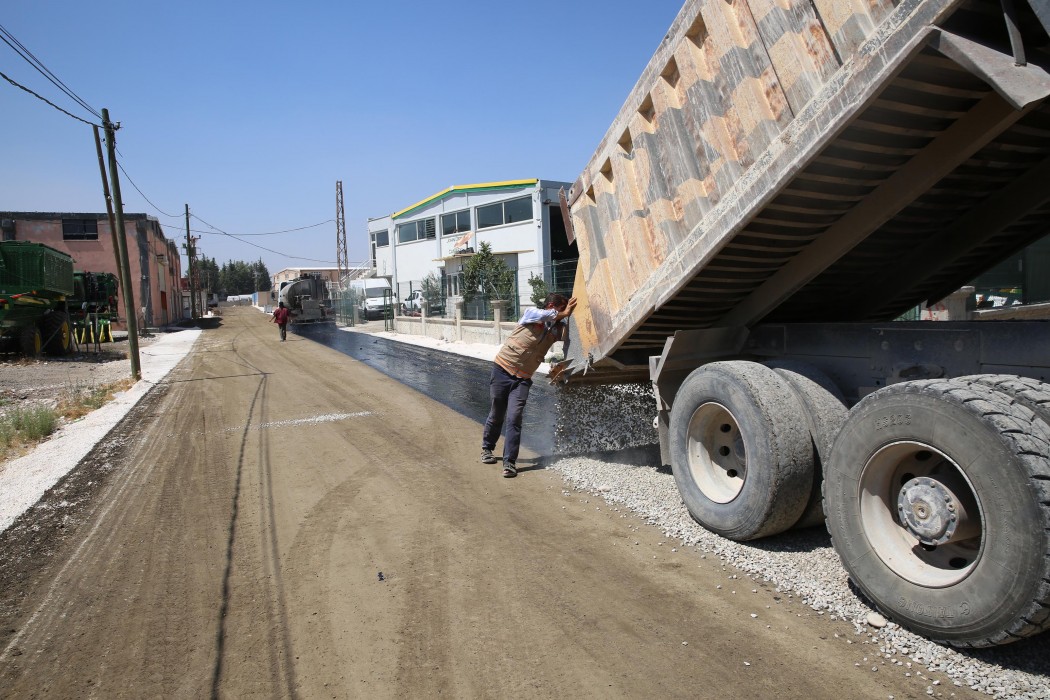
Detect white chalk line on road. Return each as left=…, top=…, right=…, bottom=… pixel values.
left=226, top=412, right=375, bottom=432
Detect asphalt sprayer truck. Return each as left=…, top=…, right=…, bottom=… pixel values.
left=558, top=0, right=1050, bottom=647
left=276, top=272, right=334, bottom=325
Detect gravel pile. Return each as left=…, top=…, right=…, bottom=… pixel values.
left=553, top=381, right=657, bottom=454
left=547, top=453, right=1050, bottom=700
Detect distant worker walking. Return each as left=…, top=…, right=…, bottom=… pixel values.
left=481, top=293, right=576, bottom=478
left=272, top=301, right=292, bottom=341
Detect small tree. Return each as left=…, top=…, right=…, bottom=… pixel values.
left=421, top=271, right=442, bottom=310
left=527, top=273, right=549, bottom=308
left=461, top=242, right=515, bottom=303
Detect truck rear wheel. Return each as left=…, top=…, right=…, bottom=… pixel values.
left=669, top=361, right=813, bottom=540
left=956, top=374, right=1050, bottom=425
left=764, top=361, right=848, bottom=530
left=19, top=326, right=42, bottom=358
left=824, top=380, right=1050, bottom=647
left=41, top=311, right=72, bottom=356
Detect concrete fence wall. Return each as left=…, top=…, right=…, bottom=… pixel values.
left=387, top=298, right=517, bottom=346
left=390, top=316, right=515, bottom=346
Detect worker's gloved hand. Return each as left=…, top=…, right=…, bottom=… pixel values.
left=548, top=361, right=569, bottom=385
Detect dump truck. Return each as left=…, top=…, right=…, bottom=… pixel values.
left=560, top=0, right=1050, bottom=647
left=276, top=273, right=334, bottom=324
left=0, top=241, right=76, bottom=356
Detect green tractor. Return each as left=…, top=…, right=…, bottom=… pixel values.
left=0, top=241, right=119, bottom=357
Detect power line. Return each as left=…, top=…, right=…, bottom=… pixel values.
left=203, top=219, right=335, bottom=236
left=191, top=214, right=338, bottom=265
left=108, top=151, right=336, bottom=240
left=0, top=22, right=101, bottom=120
left=115, top=158, right=180, bottom=218
left=0, top=68, right=100, bottom=128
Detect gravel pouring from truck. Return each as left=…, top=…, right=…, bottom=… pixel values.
left=561, top=0, right=1050, bottom=647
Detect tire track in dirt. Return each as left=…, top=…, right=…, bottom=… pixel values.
left=204, top=316, right=299, bottom=699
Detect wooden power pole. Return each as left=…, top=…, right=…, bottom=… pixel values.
left=185, top=204, right=197, bottom=319
left=101, top=108, right=141, bottom=381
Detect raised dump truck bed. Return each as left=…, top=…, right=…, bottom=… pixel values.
left=561, top=0, right=1050, bottom=648
left=564, top=0, right=1050, bottom=379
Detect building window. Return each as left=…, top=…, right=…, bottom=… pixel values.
left=441, top=210, right=471, bottom=236
left=476, top=196, right=533, bottom=229
left=373, top=230, right=389, bottom=248
left=396, top=217, right=436, bottom=244
left=62, top=218, right=99, bottom=240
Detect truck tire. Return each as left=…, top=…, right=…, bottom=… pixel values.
left=824, top=380, right=1050, bottom=647
left=19, top=326, right=42, bottom=358
left=956, top=374, right=1050, bottom=426
left=764, top=361, right=848, bottom=529
left=669, top=361, right=813, bottom=540
left=41, top=311, right=72, bottom=356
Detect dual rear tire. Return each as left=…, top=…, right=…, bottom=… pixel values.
left=824, top=378, right=1050, bottom=647
left=669, top=361, right=815, bottom=540
left=669, top=360, right=1050, bottom=646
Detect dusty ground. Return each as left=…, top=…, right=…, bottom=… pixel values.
left=0, top=333, right=160, bottom=408
left=0, top=307, right=983, bottom=698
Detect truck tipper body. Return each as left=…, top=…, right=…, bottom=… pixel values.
left=563, top=0, right=1050, bottom=647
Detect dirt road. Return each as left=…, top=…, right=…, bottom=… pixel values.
left=0, top=307, right=979, bottom=698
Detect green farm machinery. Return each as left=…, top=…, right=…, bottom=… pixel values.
left=0, top=241, right=118, bottom=356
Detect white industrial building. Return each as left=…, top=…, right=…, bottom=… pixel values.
left=366, top=178, right=576, bottom=316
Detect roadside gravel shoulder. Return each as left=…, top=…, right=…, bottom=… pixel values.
left=0, top=329, right=201, bottom=533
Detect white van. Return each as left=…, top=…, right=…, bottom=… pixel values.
left=349, top=277, right=393, bottom=320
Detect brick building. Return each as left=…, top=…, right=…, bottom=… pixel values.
left=1, top=212, right=184, bottom=329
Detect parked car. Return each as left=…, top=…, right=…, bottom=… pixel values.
left=401, top=290, right=424, bottom=315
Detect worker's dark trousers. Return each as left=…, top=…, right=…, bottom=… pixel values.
left=482, top=363, right=532, bottom=465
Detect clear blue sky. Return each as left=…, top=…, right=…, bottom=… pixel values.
left=2, top=1, right=682, bottom=275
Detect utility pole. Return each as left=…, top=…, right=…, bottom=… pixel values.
left=102, top=108, right=141, bottom=381
left=92, top=126, right=123, bottom=285
left=335, top=180, right=348, bottom=289
left=185, top=204, right=197, bottom=319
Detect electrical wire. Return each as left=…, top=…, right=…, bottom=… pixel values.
left=0, top=68, right=100, bottom=128
left=114, top=158, right=181, bottom=218
left=109, top=149, right=334, bottom=240
left=191, top=214, right=337, bottom=265
left=197, top=219, right=335, bottom=236
left=0, top=22, right=101, bottom=120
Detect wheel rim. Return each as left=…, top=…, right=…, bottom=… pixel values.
left=859, top=441, right=983, bottom=587
left=686, top=402, right=746, bottom=503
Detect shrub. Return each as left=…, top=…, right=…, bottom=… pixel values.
left=9, top=405, right=57, bottom=442
left=461, top=242, right=515, bottom=303
left=528, top=273, right=549, bottom=308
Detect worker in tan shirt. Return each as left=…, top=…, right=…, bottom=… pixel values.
left=481, top=293, right=576, bottom=477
